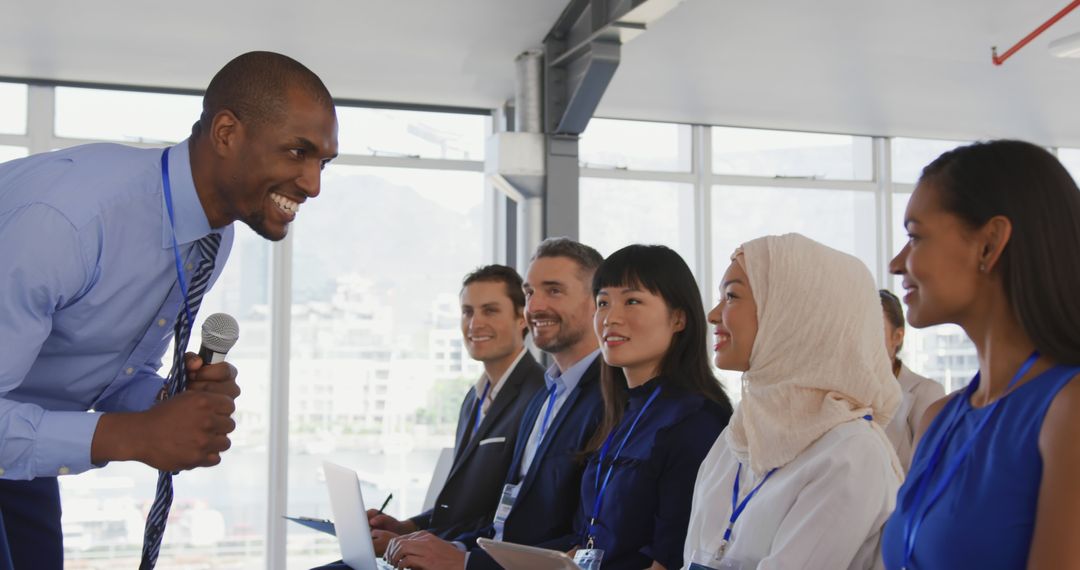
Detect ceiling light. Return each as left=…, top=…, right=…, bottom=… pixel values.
left=1049, top=31, right=1080, bottom=58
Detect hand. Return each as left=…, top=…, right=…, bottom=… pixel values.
left=372, top=529, right=399, bottom=557
left=367, top=509, right=418, bottom=535
left=91, top=389, right=236, bottom=471
left=386, top=531, right=466, bottom=570
left=185, top=352, right=241, bottom=400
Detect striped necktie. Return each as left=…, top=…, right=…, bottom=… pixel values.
left=140, top=232, right=222, bottom=570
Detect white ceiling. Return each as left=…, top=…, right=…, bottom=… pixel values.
left=4, top=0, right=1080, bottom=146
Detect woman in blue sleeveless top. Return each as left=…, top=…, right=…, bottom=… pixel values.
left=881, top=140, right=1080, bottom=569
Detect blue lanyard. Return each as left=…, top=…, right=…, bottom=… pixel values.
left=901, top=351, right=1040, bottom=570
left=718, top=464, right=776, bottom=554
left=472, top=380, right=492, bottom=438
left=161, top=148, right=193, bottom=327
left=536, top=383, right=560, bottom=442
left=585, top=384, right=663, bottom=548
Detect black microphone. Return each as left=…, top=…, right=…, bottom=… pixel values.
left=198, top=313, right=240, bottom=365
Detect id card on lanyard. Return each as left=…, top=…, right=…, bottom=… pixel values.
left=687, top=463, right=776, bottom=570
left=575, top=384, right=662, bottom=570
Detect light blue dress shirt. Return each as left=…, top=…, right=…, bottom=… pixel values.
left=0, top=140, right=233, bottom=480
left=518, top=350, right=600, bottom=478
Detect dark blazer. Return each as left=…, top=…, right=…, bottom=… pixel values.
left=409, top=351, right=545, bottom=539
left=461, top=354, right=604, bottom=570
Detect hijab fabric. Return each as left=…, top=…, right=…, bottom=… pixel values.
left=725, top=233, right=902, bottom=475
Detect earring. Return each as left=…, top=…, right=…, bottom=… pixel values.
left=979, top=263, right=986, bottom=272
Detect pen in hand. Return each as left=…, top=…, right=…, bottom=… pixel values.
left=377, top=493, right=393, bottom=515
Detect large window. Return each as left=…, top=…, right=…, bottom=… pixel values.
left=891, top=137, right=970, bottom=184
left=0, top=146, right=27, bottom=163
left=579, top=178, right=696, bottom=272
left=713, top=127, right=872, bottom=180
left=1059, top=148, right=1080, bottom=182
left=55, top=87, right=201, bottom=143
left=710, top=186, right=876, bottom=278
left=286, top=164, right=484, bottom=565
left=0, top=82, right=27, bottom=134
left=335, top=107, right=486, bottom=160
left=579, top=118, right=691, bottom=171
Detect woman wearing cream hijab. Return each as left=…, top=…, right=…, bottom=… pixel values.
left=682, top=233, right=902, bottom=570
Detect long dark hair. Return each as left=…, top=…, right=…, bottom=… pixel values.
left=584, top=245, right=732, bottom=453
left=920, top=140, right=1080, bottom=364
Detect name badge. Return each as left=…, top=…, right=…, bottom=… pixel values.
left=573, top=548, right=604, bottom=570
left=491, top=483, right=521, bottom=541
left=688, top=548, right=745, bottom=570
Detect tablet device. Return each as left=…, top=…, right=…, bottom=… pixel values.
left=477, top=537, right=582, bottom=570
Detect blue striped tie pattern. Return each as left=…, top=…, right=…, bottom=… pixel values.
left=140, top=232, right=222, bottom=570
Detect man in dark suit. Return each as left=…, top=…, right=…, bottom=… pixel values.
left=384, top=238, right=607, bottom=570
left=368, top=265, right=545, bottom=552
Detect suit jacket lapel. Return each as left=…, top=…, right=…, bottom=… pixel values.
left=516, top=357, right=600, bottom=500
left=453, top=388, right=479, bottom=463
left=446, top=353, right=534, bottom=482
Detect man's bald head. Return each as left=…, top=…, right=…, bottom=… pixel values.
left=197, top=51, right=334, bottom=136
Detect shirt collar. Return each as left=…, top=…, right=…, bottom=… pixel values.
left=544, top=349, right=601, bottom=394
left=475, top=348, right=529, bottom=402
left=161, top=138, right=214, bottom=248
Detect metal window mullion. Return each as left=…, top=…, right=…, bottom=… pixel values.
left=873, top=136, right=893, bottom=289
left=579, top=167, right=695, bottom=183
left=693, top=124, right=713, bottom=299
left=266, top=232, right=293, bottom=570
left=25, top=84, right=54, bottom=155
left=0, top=133, right=30, bottom=147
left=329, top=154, right=483, bottom=172
left=710, top=174, right=878, bottom=192
left=49, top=135, right=174, bottom=150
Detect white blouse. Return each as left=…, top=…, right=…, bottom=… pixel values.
left=883, top=364, right=946, bottom=473
left=682, top=420, right=900, bottom=570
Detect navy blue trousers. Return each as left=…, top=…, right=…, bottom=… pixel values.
left=0, top=478, right=63, bottom=570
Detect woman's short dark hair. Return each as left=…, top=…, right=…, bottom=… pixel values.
left=584, top=244, right=733, bottom=453
left=920, top=140, right=1080, bottom=364
left=880, top=289, right=904, bottom=367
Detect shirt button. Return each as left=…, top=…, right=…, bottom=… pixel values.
left=0, top=468, right=5, bottom=476
left=58, top=466, right=70, bottom=475
left=158, top=318, right=167, bottom=327
left=126, top=367, right=135, bottom=375
left=185, top=263, right=194, bottom=271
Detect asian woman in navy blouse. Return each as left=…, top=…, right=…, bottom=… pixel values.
left=570, top=244, right=733, bottom=570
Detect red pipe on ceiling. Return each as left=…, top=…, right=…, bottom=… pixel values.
left=992, top=0, right=1080, bottom=66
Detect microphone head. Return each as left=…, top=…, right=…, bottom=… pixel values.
left=201, top=313, right=240, bottom=354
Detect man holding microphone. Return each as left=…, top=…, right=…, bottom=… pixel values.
left=0, top=51, right=339, bottom=569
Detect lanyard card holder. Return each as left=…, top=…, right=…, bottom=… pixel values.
left=491, top=482, right=521, bottom=540
left=573, top=548, right=604, bottom=570
left=688, top=547, right=747, bottom=570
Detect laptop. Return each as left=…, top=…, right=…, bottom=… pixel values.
left=323, top=461, right=395, bottom=570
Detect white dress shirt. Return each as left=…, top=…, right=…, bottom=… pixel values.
left=473, top=348, right=528, bottom=423
left=884, top=364, right=946, bottom=473
left=682, top=420, right=900, bottom=570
